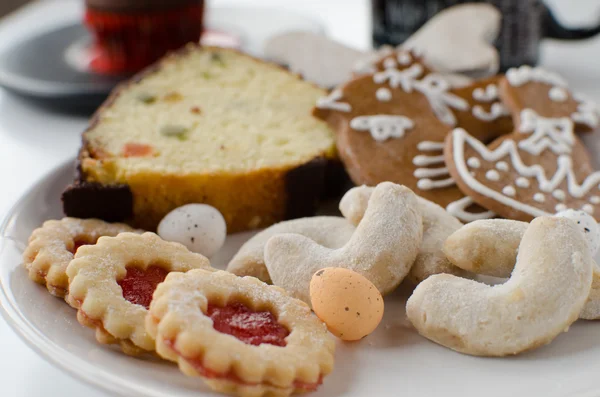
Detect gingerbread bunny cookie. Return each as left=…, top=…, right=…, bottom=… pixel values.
left=501, top=65, right=599, bottom=132
left=314, top=56, right=494, bottom=222
left=445, top=68, right=600, bottom=221
left=450, top=76, right=513, bottom=143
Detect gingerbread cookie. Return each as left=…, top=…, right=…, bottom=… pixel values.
left=446, top=106, right=600, bottom=221
left=450, top=75, right=513, bottom=143
left=314, top=56, right=494, bottom=222
left=407, top=216, right=594, bottom=356
left=66, top=232, right=212, bottom=355
left=23, top=218, right=139, bottom=298
left=265, top=182, right=423, bottom=305
left=147, top=269, right=334, bottom=397
left=501, top=65, right=599, bottom=132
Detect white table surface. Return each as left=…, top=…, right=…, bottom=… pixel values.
left=0, top=0, right=599, bottom=396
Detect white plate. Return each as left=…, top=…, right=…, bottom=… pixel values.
left=1, top=160, right=600, bottom=397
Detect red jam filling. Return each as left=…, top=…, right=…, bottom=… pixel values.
left=122, top=143, right=154, bottom=157
left=70, top=239, right=90, bottom=254
left=117, top=266, right=169, bottom=309
left=206, top=302, right=289, bottom=347
left=163, top=339, right=322, bottom=392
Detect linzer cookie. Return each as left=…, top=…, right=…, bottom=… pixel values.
left=314, top=55, right=494, bottom=222
left=445, top=68, right=600, bottom=221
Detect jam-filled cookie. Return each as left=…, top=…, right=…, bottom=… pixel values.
left=147, top=269, right=335, bottom=397
left=66, top=232, right=212, bottom=355
left=23, top=217, right=138, bottom=298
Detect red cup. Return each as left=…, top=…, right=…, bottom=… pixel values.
left=84, top=0, right=205, bottom=74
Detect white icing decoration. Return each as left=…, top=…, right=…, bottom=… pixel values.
left=383, top=58, right=397, bottom=69
left=470, top=171, right=476, bottom=177
left=316, top=89, right=351, bottom=112
left=446, top=197, right=495, bottom=222
left=417, top=178, right=455, bottom=190
left=590, top=196, right=600, bottom=204
left=398, top=53, right=412, bottom=65
left=502, top=186, right=516, bottom=197
left=533, top=193, right=546, bottom=203
left=413, top=155, right=445, bottom=167
left=376, top=87, right=392, bottom=102
left=451, top=128, right=600, bottom=218
left=516, top=177, right=530, bottom=188
left=549, top=87, right=568, bottom=102
left=472, top=103, right=510, bottom=122
left=496, top=161, right=509, bottom=172
left=374, top=64, right=424, bottom=91
left=374, top=65, right=469, bottom=126
left=518, top=109, right=574, bottom=155
left=397, top=52, right=412, bottom=66
left=467, top=157, right=480, bottom=169
left=414, top=141, right=455, bottom=191
left=555, top=204, right=567, bottom=212
left=415, top=74, right=469, bottom=126
left=552, top=189, right=566, bottom=201
left=417, top=141, right=445, bottom=151
left=505, top=65, right=567, bottom=88
left=413, top=154, right=444, bottom=167
left=350, top=115, right=414, bottom=142
left=486, top=170, right=500, bottom=181
left=572, top=95, right=600, bottom=129
left=472, top=84, right=498, bottom=102
left=414, top=167, right=449, bottom=178
left=583, top=204, right=595, bottom=214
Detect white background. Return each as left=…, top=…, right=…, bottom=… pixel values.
left=0, top=0, right=599, bottom=395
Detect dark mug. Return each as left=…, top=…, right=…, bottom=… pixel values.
left=372, top=0, right=600, bottom=71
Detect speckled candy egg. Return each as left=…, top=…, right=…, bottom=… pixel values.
left=157, top=204, right=227, bottom=258
left=309, top=267, right=384, bottom=341
left=556, top=209, right=600, bottom=256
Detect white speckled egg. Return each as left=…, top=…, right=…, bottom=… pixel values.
left=556, top=209, right=600, bottom=256
left=157, top=204, right=226, bottom=257
left=310, top=267, right=384, bottom=341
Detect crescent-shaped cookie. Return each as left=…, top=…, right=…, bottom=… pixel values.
left=444, top=212, right=600, bottom=320
left=339, top=185, right=469, bottom=284
left=407, top=216, right=594, bottom=356
left=264, top=182, right=423, bottom=304
left=226, top=217, right=355, bottom=283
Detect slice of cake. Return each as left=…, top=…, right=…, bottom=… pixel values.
left=63, top=45, right=337, bottom=233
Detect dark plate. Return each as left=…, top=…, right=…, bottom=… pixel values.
left=0, top=24, right=127, bottom=114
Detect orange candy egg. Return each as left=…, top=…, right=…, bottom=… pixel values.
left=309, top=267, right=384, bottom=341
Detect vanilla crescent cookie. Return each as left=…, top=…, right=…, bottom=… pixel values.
left=23, top=217, right=139, bottom=298
left=339, top=185, right=469, bottom=284
left=66, top=232, right=212, bottom=355
left=227, top=217, right=356, bottom=283
left=264, top=182, right=423, bottom=305
left=146, top=269, right=335, bottom=397
left=444, top=210, right=600, bottom=320
left=407, top=216, right=594, bottom=356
